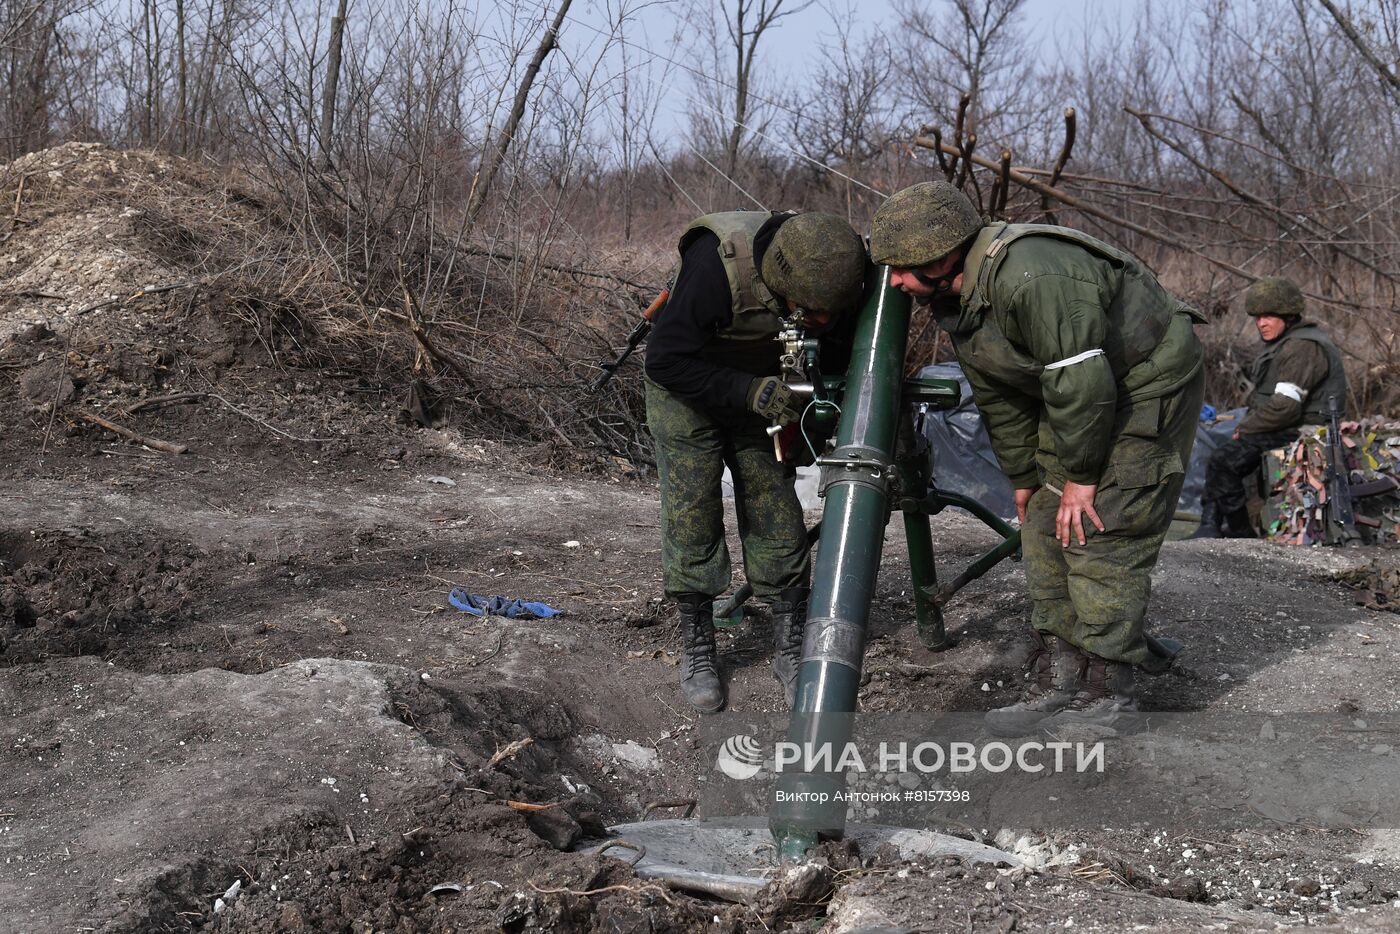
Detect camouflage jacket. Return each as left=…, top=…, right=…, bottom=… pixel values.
left=1238, top=321, right=1347, bottom=434
left=930, top=223, right=1205, bottom=487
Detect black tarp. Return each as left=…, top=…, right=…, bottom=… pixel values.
left=1178, top=408, right=1247, bottom=517
left=917, top=362, right=1232, bottom=520
left=916, top=363, right=1017, bottom=519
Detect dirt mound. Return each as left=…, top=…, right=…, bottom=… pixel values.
left=0, top=529, right=205, bottom=661
left=0, top=142, right=396, bottom=474
left=1, top=142, right=638, bottom=472
left=1, top=143, right=267, bottom=339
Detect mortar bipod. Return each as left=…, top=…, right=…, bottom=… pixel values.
left=712, top=378, right=1022, bottom=651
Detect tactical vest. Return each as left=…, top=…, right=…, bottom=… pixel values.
left=1248, top=323, right=1348, bottom=422
left=677, top=212, right=786, bottom=343
left=952, top=222, right=1205, bottom=400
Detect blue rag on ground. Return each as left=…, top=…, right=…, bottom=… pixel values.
left=449, top=587, right=562, bottom=619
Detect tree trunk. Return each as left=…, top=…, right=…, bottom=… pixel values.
left=465, top=0, right=574, bottom=229
left=175, top=0, right=187, bottom=151
left=319, top=0, right=349, bottom=167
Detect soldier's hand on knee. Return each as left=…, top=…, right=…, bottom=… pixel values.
left=1056, top=481, right=1105, bottom=547
left=746, top=376, right=802, bottom=426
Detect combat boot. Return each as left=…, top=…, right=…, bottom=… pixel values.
left=676, top=593, right=725, bottom=714
left=1222, top=506, right=1255, bottom=538
left=1189, top=502, right=1223, bottom=539
left=1039, top=653, right=1140, bottom=735
left=769, top=586, right=810, bottom=709
left=984, top=630, right=1084, bottom=737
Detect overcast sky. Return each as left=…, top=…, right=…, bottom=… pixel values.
left=560, top=0, right=1157, bottom=142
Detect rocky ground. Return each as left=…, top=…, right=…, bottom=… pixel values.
left=3, top=144, right=1400, bottom=933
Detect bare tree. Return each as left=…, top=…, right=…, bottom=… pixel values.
left=316, top=0, right=347, bottom=165
left=1314, top=0, right=1400, bottom=106
left=464, top=0, right=573, bottom=229
left=604, top=0, right=665, bottom=242
left=1, top=0, right=73, bottom=158
left=890, top=0, right=1039, bottom=145
left=785, top=5, right=895, bottom=216
left=681, top=0, right=810, bottom=178
left=723, top=0, right=805, bottom=174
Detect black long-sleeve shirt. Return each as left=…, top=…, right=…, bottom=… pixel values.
left=643, top=220, right=785, bottom=411
left=644, top=217, right=859, bottom=412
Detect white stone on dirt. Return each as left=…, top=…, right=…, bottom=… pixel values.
left=610, top=740, right=660, bottom=772
left=580, top=734, right=660, bottom=772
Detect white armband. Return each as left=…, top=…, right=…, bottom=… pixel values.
left=1043, top=348, right=1105, bottom=371
left=1274, top=382, right=1307, bottom=403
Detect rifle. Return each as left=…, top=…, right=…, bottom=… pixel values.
left=590, top=289, right=669, bottom=392
left=1324, top=395, right=1362, bottom=545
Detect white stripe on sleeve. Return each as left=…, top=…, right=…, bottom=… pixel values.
left=1043, top=348, right=1105, bottom=371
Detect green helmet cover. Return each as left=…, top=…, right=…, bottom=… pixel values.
left=870, top=180, right=983, bottom=267
left=1245, top=276, right=1304, bottom=318
left=760, top=212, right=866, bottom=313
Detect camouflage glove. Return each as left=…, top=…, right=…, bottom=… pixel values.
left=746, top=376, right=802, bottom=426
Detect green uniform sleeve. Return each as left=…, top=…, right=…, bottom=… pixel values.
left=1238, top=339, right=1329, bottom=435
left=961, top=366, right=1041, bottom=488
left=1011, top=274, right=1117, bottom=484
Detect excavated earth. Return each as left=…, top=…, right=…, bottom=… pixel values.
left=4, top=144, right=1400, bottom=933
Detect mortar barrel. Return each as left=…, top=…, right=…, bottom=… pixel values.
left=769, top=270, right=912, bottom=859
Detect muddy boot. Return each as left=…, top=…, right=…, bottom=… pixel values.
left=1222, top=506, right=1255, bottom=539
left=769, top=586, right=810, bottom=709
left=1039, top=653, right=1140, bottom=736
left=984, top=630, right=1084, bottom=737
left=676, top=593, right=725, bottom=714
left=1189, top=501, right=1223, bottom=539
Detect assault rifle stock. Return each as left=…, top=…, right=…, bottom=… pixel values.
left=590, top=289, right=669, bottom=392
left=1325, top=395, right=1361, bottom=545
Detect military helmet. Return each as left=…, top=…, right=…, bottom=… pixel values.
left=760, top=212, right=866, bottom=313
left=870, top=180, right=984, bottom=267
left=1244, top=277, right=1304, bottom=318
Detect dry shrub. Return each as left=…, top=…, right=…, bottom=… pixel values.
left=1, top=142, right=665, bottom=470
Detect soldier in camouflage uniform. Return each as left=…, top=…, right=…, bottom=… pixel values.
left=645, top=211, right=866, bottom=714
left=1192, top=277, right=1348, bottom=538
left=871, top=180, right=1205, bottom=735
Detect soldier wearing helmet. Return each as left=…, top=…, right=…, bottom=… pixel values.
left=644, top=210, right=867, bottom=714
left=1192, top=277, right=1348, bottom=538
left=871, top=180, right=1206, bottom=736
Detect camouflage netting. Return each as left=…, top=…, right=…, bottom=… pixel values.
left=1263, top=419, right=1400, bottom=546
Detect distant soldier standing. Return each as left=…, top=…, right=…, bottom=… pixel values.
left=1192, top=277, right=1348, bottom=538
left=871, top=181, right=1205, bottom=735
left=644, top=211, right=866, bottom=714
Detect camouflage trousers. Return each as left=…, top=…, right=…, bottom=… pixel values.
left=1202, top=429, right=1297, bottom=515
left=1022, top=368, right=1205, bottom=665
left=644, top=377, right=810, bottom=600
